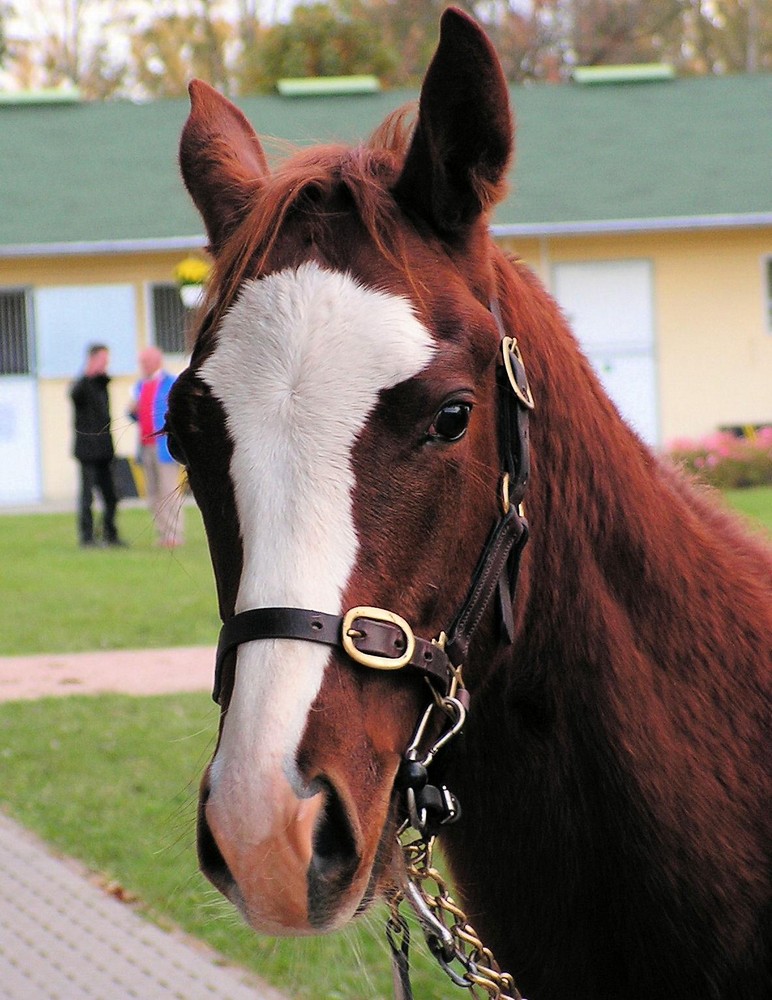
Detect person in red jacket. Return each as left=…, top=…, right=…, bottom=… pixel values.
left=130, top=347, right=184, bottom=548
left=70, top=344, right=125, bottom=548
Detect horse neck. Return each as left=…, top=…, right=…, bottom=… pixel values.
left=438, top=255, right=771, bottom=985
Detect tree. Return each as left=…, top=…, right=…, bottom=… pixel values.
left=2, top=0, right=132, bottom=97
left=342, top=0, right=480, bottom=85
left=568, top=0, right=684, bottom=67
left=0, top=2, right=12, bottom=69
left=478, top=0, right=770, bottom=79
left=128, top=10, right=234, bottom=97
left=677, top=0, right=771, bottom=74
left=259, top=2, right=396, bottom=86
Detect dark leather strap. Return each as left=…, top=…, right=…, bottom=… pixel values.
left=445, top=508, right=528, bottom=667
left=213, top=507, right=527, bottom=703
left=387, top=909, right=414, bottom=1000
left=493, top=296, right=532, bottom=514
left=214, top=607, right=454, bottom=704
left=498, top=361, right=530, bottom=510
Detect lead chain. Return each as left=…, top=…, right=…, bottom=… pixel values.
left=392, top=668, right=523, bottom=999
left=395, top=831, right=522, bottom=1000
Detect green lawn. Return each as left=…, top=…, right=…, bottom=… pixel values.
left=723, top=485, right=772, bottom=535
left=0, top=504, right=445, bottom=999
left=1, top=486, right=768, bottom=659
left=0, top=505, right=220, bottom=655
left=0, top=485, right=769, bottom=997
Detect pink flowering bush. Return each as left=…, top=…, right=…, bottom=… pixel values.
left=667, top=427, right=772, bottom=489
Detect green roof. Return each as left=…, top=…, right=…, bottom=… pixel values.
left=1, top=73, right=770, bottom=254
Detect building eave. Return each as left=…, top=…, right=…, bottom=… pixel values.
left=491, top=213, right=772, bottom=239
left=2, top=212, right=771, bottom=259
left=0, top=235, right=207, bottom=260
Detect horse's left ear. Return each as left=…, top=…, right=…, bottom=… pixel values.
left=393, top=7, right=513, bottom=238
left=179, top=80, right=270, bottom=255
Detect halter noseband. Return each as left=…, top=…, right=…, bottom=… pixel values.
left=212, top=301, right=533, bottom=706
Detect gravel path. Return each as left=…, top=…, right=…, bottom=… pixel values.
left=0, top=646, right=216, bottom=702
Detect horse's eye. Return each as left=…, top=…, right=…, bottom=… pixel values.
left=163, top=425, right=187, bottom=466
left=428, top=402, right=472, bottom=443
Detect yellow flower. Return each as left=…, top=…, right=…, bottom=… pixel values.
left=174, top=256, right=211, bottom=286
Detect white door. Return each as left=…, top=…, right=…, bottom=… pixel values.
left=0, top=376, right=41, bottom=505
left=552, top=260, right=659, bottom=445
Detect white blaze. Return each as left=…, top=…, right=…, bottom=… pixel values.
left=199, top=262, right=434, bottom=833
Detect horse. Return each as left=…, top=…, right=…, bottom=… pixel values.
left=167, top=8, right=771, bottom=999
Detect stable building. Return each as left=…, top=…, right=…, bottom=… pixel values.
left=1, top=72, right=770, bottom=505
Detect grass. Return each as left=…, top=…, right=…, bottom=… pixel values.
left=0, top=485, right=769, bottom=996
left=0, top=501, right=446, bottom=998
left=722, top=485, right=772, bottom=535
left=1, top=486, right=768, bottom=658
left=0, top=505, right=220, bottom=655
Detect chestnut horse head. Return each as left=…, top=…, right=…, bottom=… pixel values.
left=168, top=8, right=771, bottom=999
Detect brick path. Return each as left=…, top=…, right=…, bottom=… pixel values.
left=0, top=647, right=289, bottom=1000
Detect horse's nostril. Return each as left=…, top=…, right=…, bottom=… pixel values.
left=312, top=780, right=357, bottom=871
left=197, top=794, right=237, bottom=897
left=307, top=779, right=360, bottom=928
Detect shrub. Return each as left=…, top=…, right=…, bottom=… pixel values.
left=667, top=427, right=772, bottom=489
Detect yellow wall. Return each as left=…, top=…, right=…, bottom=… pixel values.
left=2, top=232, right=771, bottom=503
left=501, top=227, right=772, bottom=444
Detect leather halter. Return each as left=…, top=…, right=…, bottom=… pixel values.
left=212, top=299, right=533, bottom=705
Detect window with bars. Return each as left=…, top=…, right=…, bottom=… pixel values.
left=151, top=283, right=188, bottom=355
left=0, top=289, right=31, bottom=375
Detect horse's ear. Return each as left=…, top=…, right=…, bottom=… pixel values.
left=179, top=80, right=270, bottom=255
left=392, top=7, right=513, bottom=238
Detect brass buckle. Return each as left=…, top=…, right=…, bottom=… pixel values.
left=341, top=606, right=416, bottom=671
left=502, top=337, right=535, bottom=410
left=500, top=474, right=526, bottom=519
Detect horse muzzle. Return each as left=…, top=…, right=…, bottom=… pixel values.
left=197, top=764, right=374, bottom=934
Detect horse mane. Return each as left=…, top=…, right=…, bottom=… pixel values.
left=195, top=109, right=421, bottom=347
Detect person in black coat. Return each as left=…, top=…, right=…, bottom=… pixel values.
left=70, top=344, right=125, bottom=547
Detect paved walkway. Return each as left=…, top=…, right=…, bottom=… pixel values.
left=0, top=648, right=288, bottom=1000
